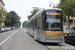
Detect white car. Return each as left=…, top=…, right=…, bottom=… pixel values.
left=1, top=28, right=5, bottom=32
left=0, top=28, right=2, bottom=33
left=7, top=27, right=11, bottom=31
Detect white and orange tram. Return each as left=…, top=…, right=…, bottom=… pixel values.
left=27, top=8, right=64, bottom=43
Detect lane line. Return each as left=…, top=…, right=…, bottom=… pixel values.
left=6, top=31, right=17, bottom=50
left=0, top=29, right=19, bottom=45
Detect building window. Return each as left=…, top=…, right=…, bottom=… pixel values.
left=69, top=19, right=73, bottom=25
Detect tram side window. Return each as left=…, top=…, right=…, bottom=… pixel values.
left=33, top=19, right=37, bottom=30
left=38, top=17, right=42, bottom=29
left=32, top=21, right=34, bottom=30
left=32, top=20, right=35, bottom=30
left=30, top=22, right=32, bottom=30
left=31, top=22, right=33, bottom=30
left=30, top=23, right=31, bottom=29
left=28, top=23, right=30, bottom=29
left=42, top=15, right=46, bottom=30
left=37, top=18, right=39, bottom=29
left=35, top=20, right=37, bottom=29
left=42, top=11, right=47, bottom=30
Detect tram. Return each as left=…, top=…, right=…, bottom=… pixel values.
left=27, top=8, right=64, bottom=43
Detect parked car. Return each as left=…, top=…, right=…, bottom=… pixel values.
left=11, top=27, right=15, bottom=30
left=1, top=27, right=5, bottom=32
left=0, top=27, right=2, bottom=33
left=64, top=30, right=75, bottom=45
left=5, top=28, right=8, bottom=31
left=7, top=27, right=10, bottom=31
left=9, top=27, right=11, bottom=30
left=63, top=28, right=72, bottom=35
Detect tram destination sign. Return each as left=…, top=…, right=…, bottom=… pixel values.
left=46, top=12, right=61, bottom=15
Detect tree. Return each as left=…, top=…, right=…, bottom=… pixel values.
left=0, top=7, right=5, bottom=23
left=5, top=11, right=21, bottom=27
left=57, top=0, right=75, bottom=27
left=28, top=9, right=39, bottom=20
left=4, top=13, right=11, bottom=26
left=22, top=21, right=27, bottom=27
left=13, top=21, right=21, bottom=27
left=18, top=21, right=21, bottom=27
left=10, top=11, right=21, bottom=27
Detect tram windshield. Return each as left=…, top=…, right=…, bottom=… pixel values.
left=46, top=16, right=61, bottom=31
left=42, top=10, right=63, bottom=31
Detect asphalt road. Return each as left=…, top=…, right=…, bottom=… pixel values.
left=0, top=28, right=75, bottom=50
left=0, top=29, right=18, bottom=43
left=1, top=28, right=48, bottom=50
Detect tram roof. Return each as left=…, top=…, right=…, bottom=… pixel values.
left=46, top=8, right=62, bottom=11
left=27, top=8, right=62, bottom=23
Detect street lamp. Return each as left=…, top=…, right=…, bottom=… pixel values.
left=49, top=2, right=55, bottom=8
left=32, top=7, right=39, bottom=9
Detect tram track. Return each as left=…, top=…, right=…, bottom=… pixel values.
left=26, top=31, right=50, bottom=50
left=23, top=32, right=29, bottom=50
left=5, top=29, right=19, bottom=50
left=5, top=28, right=30, bottom=50
left=4, top=28, right=75, bottom=50
left=23, top=28, right=49, bottom=50
left=45, top=43, right=75, bottom=50
left=2, top=28, right=49, bottom=50
left=5, top=33, right=17, bottom=50
left=25, top=28, right=75, bottom=50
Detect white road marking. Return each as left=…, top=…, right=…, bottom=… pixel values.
left=0, top=29, right=19, bottom=45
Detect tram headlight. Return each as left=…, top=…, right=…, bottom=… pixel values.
left=42, top=31, right=45, bottom=35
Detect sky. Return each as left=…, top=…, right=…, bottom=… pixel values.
left=3, top=0, right=60, bottom=23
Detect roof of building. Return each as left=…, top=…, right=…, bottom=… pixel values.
left=0, top=0, right=5, bottom=6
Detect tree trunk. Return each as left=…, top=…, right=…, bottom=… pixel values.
left=11, top=22, right=12, bottom=28
left=68, top=15, right=70, bottom=28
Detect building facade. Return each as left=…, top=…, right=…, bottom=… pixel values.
left=0, top=0, right=5, bottom=27
left=63, top=16, right=75, bottom=29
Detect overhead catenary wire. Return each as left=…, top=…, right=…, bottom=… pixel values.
left=20, top=0, right=23, bottom=26
left=35, top=0, right=40, bottom=6
left=20, top=0, right=22, bottom=16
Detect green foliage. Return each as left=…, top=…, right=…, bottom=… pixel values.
left=28, top=9, right=39, bottom=20
left=22, top=21, right=27, bottom=27
left=4, top=13, right=11, bottom=26
left=5, top=11, right=21, bottom=27
left=18, top=21, right=21, bottom=27
left=9, top=11, right=21, bottom=27
left=57, top=0, right=75, bottom=17
left=13, top=21, right=21, bottom=27
left=0, top=7, right=5, bottom=23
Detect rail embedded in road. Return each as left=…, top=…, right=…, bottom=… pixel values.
left=0, top=29, right=19, bottom=45
left=45, top=43, right=75, bottom=50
